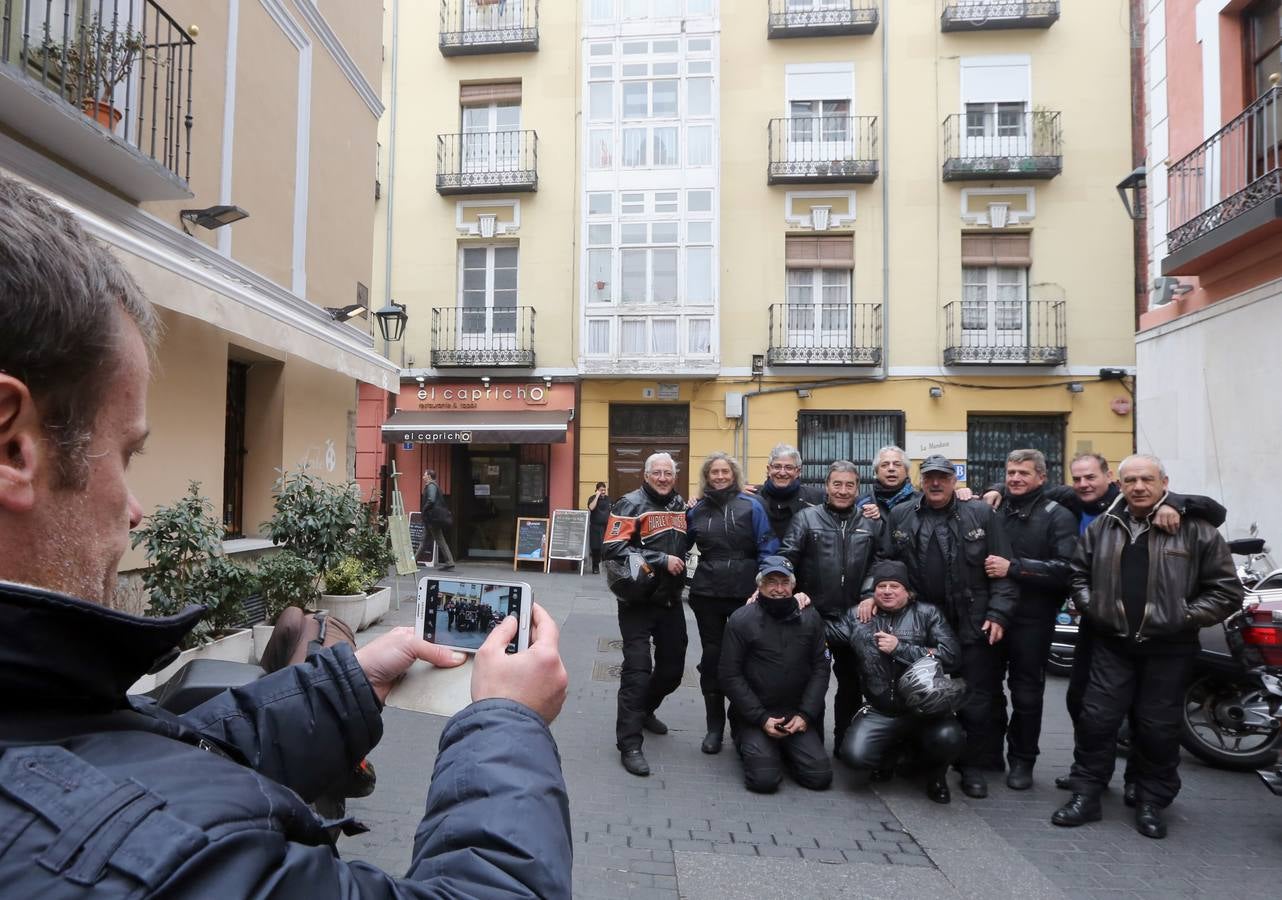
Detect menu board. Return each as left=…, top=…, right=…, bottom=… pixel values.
left=513, top=517, right=549, bottom=571
left=548, top=509, right=589, bottom=574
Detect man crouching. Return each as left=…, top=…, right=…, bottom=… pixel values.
left=718, top=556, right=833, bottom=793
left=829, top=561, right=965, bottom=803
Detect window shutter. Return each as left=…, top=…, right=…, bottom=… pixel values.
left=785, top=235, right=853, bottom=269
left=961, top=233, right=1030, bottom=266
left=460, top=81, right=522, bottom=106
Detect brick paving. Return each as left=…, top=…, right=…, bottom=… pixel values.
left=341, top=566, right=1281, bottom=898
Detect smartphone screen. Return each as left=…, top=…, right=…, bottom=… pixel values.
left=417, top=578, right=529, bottom=654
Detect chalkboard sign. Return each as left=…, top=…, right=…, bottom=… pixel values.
left=548, top=509, right=589, bottom=575
left=513, top=517, right=549, bottom=571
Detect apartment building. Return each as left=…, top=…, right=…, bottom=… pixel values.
left=1138, top=0, right=1282, bottom=541
left=378, top=1, right=1137, bottom=562
left=0, top=0, right=395, bottom=595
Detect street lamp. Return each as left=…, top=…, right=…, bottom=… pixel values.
left=374, top=301, right=408, bottom=342
left=1116, top=166, right=1146, bottom=221
left=179, top=204, right=249, bottom=230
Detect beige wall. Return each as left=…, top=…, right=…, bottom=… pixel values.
left=316, top=0, right=384, bottom=89
left=282, top=359, right=358, bottom=484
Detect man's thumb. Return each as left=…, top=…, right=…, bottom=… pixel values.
left=480, top=615, right=518, bottom=653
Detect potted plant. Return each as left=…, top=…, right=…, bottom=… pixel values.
left=40, top=14, right=148, bottom=128
left=264, top=467, right=364, bottom=578
left=317, top=555, right=368, bottom=631
left=349, top=501, right=396, bottom=615
left=252, top=550, right=319, bottom=659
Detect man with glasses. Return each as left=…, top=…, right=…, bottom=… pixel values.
left=756, top=444, right=826, bottom=540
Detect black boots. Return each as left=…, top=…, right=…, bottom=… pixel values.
left=642, top=713, right=669, bottom=735
left=1052, top=793, right=1102, bottom=827
left=621, top=749, right=650, bottom=777
left=959, top=768, right=988, bottom=799
left=925, top=768, right=951, bottom=804
left=701, top=692, right=725, bottom=754
left=1006, top=758, right=1034, bottom=790
left=1135, top=802, right=1167, bottom=839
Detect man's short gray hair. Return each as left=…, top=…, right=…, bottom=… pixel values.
left=644, top=452, right=678, bottom=476
left=755, top=569, right=796, bottom=587
left=875, top=445, right=907, bottom=467
left=0, top=175, right=160, bottom=489
left=1006, top=448, right=1047, bottom=476
left=768, top=443, right=802, bottom=467
left=827, top=460, right=859, bottom=480
left=1118, top=454, right=1167, bottom=479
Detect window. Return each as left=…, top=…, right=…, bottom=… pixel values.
left=965, top=102, right=1026, bottom=138
left=968, top=415, right=1064, bottom=491
left=1246, top=0, right=1282, bottom=100
left=797, top=412, right=904, bottom=487
left=961, top=265, right=1027, bottom=337
left=222, top=362, right=249, bottom=537
left=459, top=85, right=522, bottom=172
left=460, top=245, right=519, bottom=339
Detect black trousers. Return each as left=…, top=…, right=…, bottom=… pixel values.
left=615, top=601, right=688, bottom=751
left=838, top=708, right=965, bottom=772
left=689, top=595, right=744, bottom=696
left=1068, top=627, right=1138, bottom=784
left=998, top=606, right=1058, bottom=763
left=957, top=640, right=1006, bottom=770
left=1068, top=637, right=1196, bottom=807
left=735, top=720, right=832, bottom=793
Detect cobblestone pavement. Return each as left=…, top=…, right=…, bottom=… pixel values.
left=341, top=566, right=1282, bottom=898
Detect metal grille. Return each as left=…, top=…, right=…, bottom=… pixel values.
left=798, top=412, right=904, bottom=488
left=967, top=414, right=1064, bottom=492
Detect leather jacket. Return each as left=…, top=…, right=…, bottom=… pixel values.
left=1071, top=495, right=1244, bottom=641
left=779, top=503, right=889, bottom=618
left=999, top=487, right=1079, bottom=613
left=827, top=600, right=959, bottom=716
left=602, top=484, right=690, bottom=606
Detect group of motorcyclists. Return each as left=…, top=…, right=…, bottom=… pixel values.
left=442, top=595, right=503, bottom=634
left=602, top=441, right=1241, bottom=840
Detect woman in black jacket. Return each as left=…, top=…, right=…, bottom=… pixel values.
left=587, top=481, right=611, bottom=574
left=686, top=452, right=779, bottom=754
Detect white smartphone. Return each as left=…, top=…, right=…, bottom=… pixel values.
left=416, top=576, right=532, bottom=654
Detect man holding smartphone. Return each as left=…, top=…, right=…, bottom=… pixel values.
left=0, top=176, right=572, bottom=897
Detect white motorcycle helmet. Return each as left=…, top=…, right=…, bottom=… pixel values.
left=896, top=656, right=967, bottom=716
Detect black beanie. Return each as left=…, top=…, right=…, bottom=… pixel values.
left=870, top=560, right=910, bottom=589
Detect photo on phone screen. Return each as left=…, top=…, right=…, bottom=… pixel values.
left=417, top=578, right=531, bottom=654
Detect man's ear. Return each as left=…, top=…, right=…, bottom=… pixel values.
left=0, top=375, right=42, bottom=513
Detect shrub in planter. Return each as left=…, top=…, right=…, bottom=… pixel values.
left=265, top=467, right=364, bottom=577
left=350, top=501, right=395, bottom=591
left=257, top=551, right=319, bottom=624
left=323, top=556, right=368, bottom=597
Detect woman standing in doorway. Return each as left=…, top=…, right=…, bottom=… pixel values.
left=587, top=481, right=611, bottom=575
left=686, top=452, right=779, bottom=753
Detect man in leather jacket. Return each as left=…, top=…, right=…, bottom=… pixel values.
left=1053, top=455, right=1242, bottom=840
left=883, top=454, right=1017, bottom=800
left=755, top=444, right=826, bottom=540
left=781, top=461, right=889, bottom=749
left=0, top=176, right=572, bottom=898
left=718, top=557, right=832, bottom=794
left=828, top=561, right=964, bottom=804
left=602, top=452, right=690, bottom=777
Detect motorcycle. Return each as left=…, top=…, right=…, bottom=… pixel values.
left=1048, top=598, right=1081, bottom=677
left=1256, top=660, right=1282, bottom=795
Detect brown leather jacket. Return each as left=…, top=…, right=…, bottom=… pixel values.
left=1071, top=495, right=1243, bottom=641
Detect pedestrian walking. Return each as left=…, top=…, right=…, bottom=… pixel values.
left=587, top=481, right=611, bottom=574
left=421, top=468, right=456, bottom=570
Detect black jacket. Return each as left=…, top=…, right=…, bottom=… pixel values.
left=1071, top=495, right=1243, bottom=642
left=757, top=480, right=826, bottom=540
left=780, top=503, right=889, bottom=619
left=0, top=582, right=573, bottom=898
left=588, top=493, right=612, bottom=552
left=827, top=600, right=959, bottom=716
left=998, top=487, right=1079, bottom=614
left=888, top=496, right=1018, bottom=643
left=990, top=482, right=1228, bottom=536
left=718, top=602, right=829, bottom=727
left=602, top=484, right=690, bottom=606
left=687, top=489, right=779, bottom=600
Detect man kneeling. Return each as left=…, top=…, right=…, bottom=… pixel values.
left=719, top=556, right=833, bottom=793
left=829, top=561, right=965, bottom=803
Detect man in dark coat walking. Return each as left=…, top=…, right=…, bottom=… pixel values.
left=588, top=481, right=611, bottom=574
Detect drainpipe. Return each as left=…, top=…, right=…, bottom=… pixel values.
left=381, top=0, right=402, bottom=365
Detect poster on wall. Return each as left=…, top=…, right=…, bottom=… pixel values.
left=513, top=517, right=549, bottom=572
left=548, top=509, right=589, bottom=575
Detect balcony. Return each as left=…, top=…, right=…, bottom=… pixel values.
left=767, top=117, right=879, bottom=185
left=1163, top=86, right=1282, bottom=276
left=439, top=0, right=538, bottom=57
left=942, top=300, right=1066, bottom=365
left=942, top=111, right=1062, bottom=181
left=431, top=306, right=536, bottom=368
left=436, top=131, right=538, bottom=194
left=767, top=302, right=882, bottom=366
left=941, top=1, right=1059, bottom=32
left=767, top=0, right=878, bottom=39
left=0, top=0, right=195, bottom=200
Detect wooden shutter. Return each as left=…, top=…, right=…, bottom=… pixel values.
left=785, top=235, right=854, bottom=269
left=961, top=233, right=1031, bottom=266
left=459, top=81, right=522, bottom=105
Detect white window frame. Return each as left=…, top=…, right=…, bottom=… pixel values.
left=461, top=101, right=522, bottom=173
left=785, top=267, right=852, bottom=348
left=458, top=244, right=520, bottom=349
left=961, top=265, right=1028, bottom=346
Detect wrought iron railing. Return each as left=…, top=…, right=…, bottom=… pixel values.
left=1167, top=87, right=1281, bottom=253
left=942, top=111, right=1062, bottom=180
left=942, top=299, right=1066, bottom=365
left=431, top=305, right=536, bottom=368
left=767, top=302, right=883, bottom=366
left=436, top=130, right=538, bottom=194
left=767, top=116, right=879, bottom=184
left=439, top=0, right=538, bottom=55
left=767, top=0, right=878, bottom=37
left=1, top=0, right=195, bottom=182
left=941, top=1, right=1060, bottom=31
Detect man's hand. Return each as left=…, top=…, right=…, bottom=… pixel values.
left=982, top=490, right=1003, bottom=510
left=355, top=627, right=467, bottom=704
left=743, top=483, right=760, bottom=494
left=666, top=555, right=685, bottom=576
left=1154, top=505, right=1181, bottom=534
left=763, top=716, right=789, bottom=739
left=982, top=619, right=1005, bottom=645
left=874, top=630, right=898, bottom=654
left=778, top=715, right=807, bottom=735
left=984, top=555, right=1011, bottom=578
left=956, top=487, right=975, bottom=502
left=856, top=597, right=875, bottom=623
left=471, top=603, right=569, bottom=724
left=795, top=592, right=811, bottom=610
left=861, top=503, right=881, bottom=520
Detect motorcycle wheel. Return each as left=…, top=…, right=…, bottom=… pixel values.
left=1180, top=674, right=1282, bottom=771
left=1046, top=648, right=1074, bottom=677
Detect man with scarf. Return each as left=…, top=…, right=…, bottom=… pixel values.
left=755, top=444, right=826, bottom=540
left=719, top=556, right=833, bottom=794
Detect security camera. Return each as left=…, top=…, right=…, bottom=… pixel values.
left=1151, top=277, right=1193, bottom=308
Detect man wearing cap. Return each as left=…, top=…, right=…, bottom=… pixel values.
left=829, top=561, right=963, bottom=803
left=718, top=556, right=833, bottom=794
left=870, top=454, right=1017, bottom=800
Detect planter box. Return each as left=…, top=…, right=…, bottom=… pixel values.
left=129, top=628, right=254, bottom=694
left=315, top=593, right=366, bottom=632
left=253, top=624, right=275, bottom=664
left=362, top=587, right=392, bottom=629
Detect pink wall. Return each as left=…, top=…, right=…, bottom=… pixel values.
left=1165, top=0, right=1205, bottom=165
left=355, top=382, right=391, bottom=502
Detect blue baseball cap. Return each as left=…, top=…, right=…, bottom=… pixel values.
left=759, top=556, right=794, bottom=578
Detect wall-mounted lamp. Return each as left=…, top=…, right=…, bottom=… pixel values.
left=796, top=389, right=811, bottom=399
left=1151, top=276, right=1193, bottom=308
left=326, top=304, right=366, bottom=322
left=751, top=354, right=765, bottom=375
left=1115, top=166, right=1146, bottom=221
left=481, top=376, right=491, bottom=387
left=374, top=301, right=408, bottom=342
left=929, top=386, right=944, bottom=399
left=415, top=375, right=426, bottom=386
left=543, top=375, right=553, bottom=388
left=179, top=204, right=249, bottom=234
left=1066, top=381, right=1085, bottom=394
